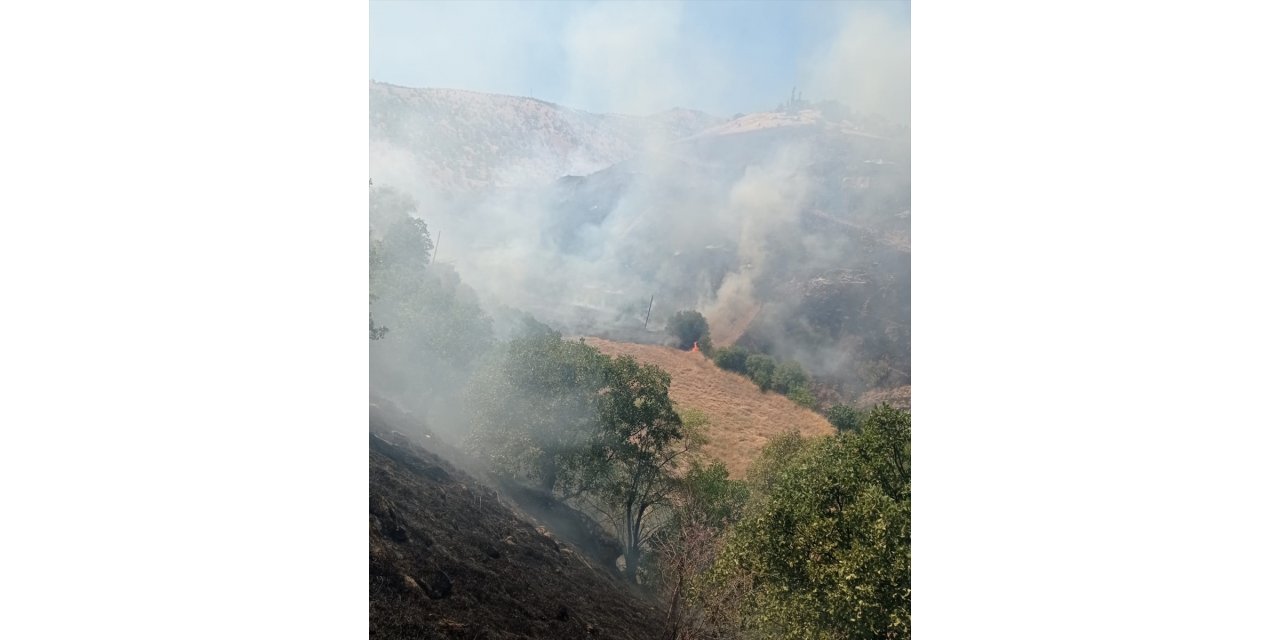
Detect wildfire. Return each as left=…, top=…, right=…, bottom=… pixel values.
left=691, top=341, right=700, bottom=353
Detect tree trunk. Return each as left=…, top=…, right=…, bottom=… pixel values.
left=539, top=452, right=557, bottom=494
left=625, top=546, right=641, bottom=583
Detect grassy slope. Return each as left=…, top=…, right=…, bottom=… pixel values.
left=583, top=337, right=834, bottom=479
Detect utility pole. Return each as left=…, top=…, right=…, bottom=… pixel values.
left=431, top=229, right=441, bottom=265
left=643, top=295, right=655, bottom=330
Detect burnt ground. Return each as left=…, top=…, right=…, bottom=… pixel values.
left=369, top=402, right=668, bottom=639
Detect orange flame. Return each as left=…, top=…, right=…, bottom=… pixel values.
left=691, top=341, right=700, bottom=353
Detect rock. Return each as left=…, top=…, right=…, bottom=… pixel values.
left=401, top=574, right=424, bottom=595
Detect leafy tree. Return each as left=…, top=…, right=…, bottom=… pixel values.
left=678, top=459, right=748, bottom=533
left=369, top=232, right=388, bottom=341
left=712, top=406, right=911, bottom=639
left=771, top=360, right=810, bottom=395
left=744, top=429, right=807, bottom=497
left=369, top=187, right=493, bottom=416
left=585, top=355, right=692, bottom=583
left=652, top=459, right=749, bottom=638
left=712, top=345, right=749, bottom=373
left=466, top=333, right=610, bottom=493
left=826, top=403, right=863, bottom=434
left=666, top=310, right=713, bottom=352
left=369, top=182, right=419, bottom=235
left=380, top=214, right=434, bottom=276
left=745, top=353, right=777, bottom=391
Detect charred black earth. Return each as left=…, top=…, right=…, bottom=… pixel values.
left=369, top=402, right=667, bottom=639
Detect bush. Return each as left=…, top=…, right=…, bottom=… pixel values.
left=825, top=403, right=862, bottom=433
left=744, top=354, right=776, bottom=390
left=770, top=361, right=809, bottom=395
left=712, top=345, right=749, bottom=373
left=666, top=310, right=713, bottom=352
left=786, top=386, right=816, bottom=408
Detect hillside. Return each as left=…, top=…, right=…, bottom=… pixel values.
left=370, top=82, right=723, bottom=197
left=528, top=104, right=910, bottom=398
left=370, top=401, right=667, bottom=639
left=369, top=84, right=909, bottom=403
left=582, top=337, right=834, bottom=478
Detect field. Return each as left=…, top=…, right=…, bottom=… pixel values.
left=582, top=337, right=834, bottom=478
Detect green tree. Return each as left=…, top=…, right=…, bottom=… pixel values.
left=678, top=459, right=748, bottom=533
left=826, top=403, right=863, bottom=434
left=666, top=310, right=713, bottom=352
left=380, top=214, right=434, bottom=276
left=652, top=459, right=749, bottom=638
left=369, top=232, right=388, bottom=341
left=771, top=361, right=810, bottom=395
left=586, top=355, right=692, bottom=583
left=745, top=353, right=777, bottom=390
left=712, top=406, right=911, bottom=639
left=744, top=429, right=807, bottom=497
left=466, top=333, right=609, bottom=494
left=712, top=345, right=749, bottom=373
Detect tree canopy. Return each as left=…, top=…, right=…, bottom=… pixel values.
left=710, top=405, right=911, bottom=639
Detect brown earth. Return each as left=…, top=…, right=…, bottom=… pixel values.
left=582, top=337, right=835, bottom=479
left=369, top=402, right=667, bottom=640
left=855, top=385, right=912, bottom=411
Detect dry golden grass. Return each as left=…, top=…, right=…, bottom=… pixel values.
left=582, top=337, right=835, bottom=479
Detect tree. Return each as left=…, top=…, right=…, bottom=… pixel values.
left=369, top=232, right=388, bottom=341
left=369, top=182, right=420, bottom=235
left=585, top=355, right=692, bottom=583
left=466, top=333, right=610, bottom=494
left=653, top=459, right=749, bottom=639
left=712, top=345, right=749, bottom=373
left=380, top=214, right=434, bottom=276
left=771, top=360, right=809, bottom=395
left=712, top=406, right=911, bottom=639
left=745, top=353, right=777, bottom=391
left=666, top=310, right=712, bottom=352
left=826, top=403, right=863, bottom=434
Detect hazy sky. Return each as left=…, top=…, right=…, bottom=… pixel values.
left=370, top=0, right=910, bottom=118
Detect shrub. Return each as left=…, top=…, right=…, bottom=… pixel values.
left=770, top=361, right=809, bottom=395
left=712, top=345, right=749, bottom=373
left=825, top=403, right=862, bottom=434
left=786, top=386, right=815, bottom=408
left=744, top=354, right=776, bottom=391
left=666, top=310, right=713, bottom=352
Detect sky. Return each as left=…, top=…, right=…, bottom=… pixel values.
left=369, top=0, right=910, bottom=119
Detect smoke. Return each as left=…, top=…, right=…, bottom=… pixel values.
left=371, top=1, right=911, bottom=413
left=799, top=2, right=911, bottom=125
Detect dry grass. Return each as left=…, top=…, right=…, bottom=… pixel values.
left=583, top=337, right=834, bottom=479
left=855, top=385, right=912, bottom=411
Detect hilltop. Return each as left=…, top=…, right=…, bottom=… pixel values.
left=582, top=337, right=834, bottom=478
left=370, top=82, right=723, bottom=197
